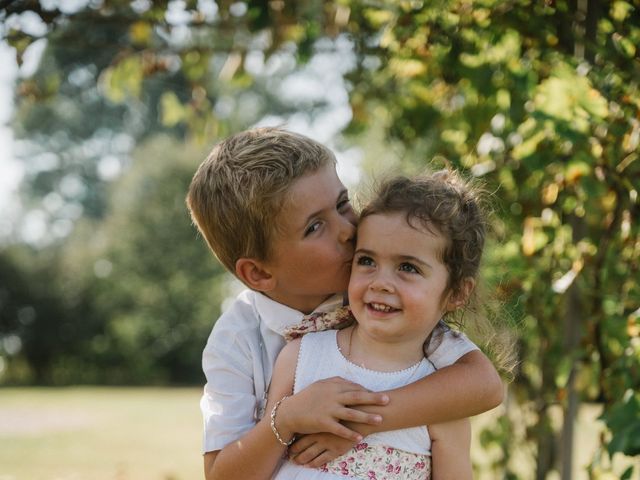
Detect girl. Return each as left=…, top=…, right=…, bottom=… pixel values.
left=267, top=169, right=500, bottom=479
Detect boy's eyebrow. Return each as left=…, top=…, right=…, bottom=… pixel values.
left=302, top=188, right=349, bottom=225
left=355, top=248, right=433, bottom=270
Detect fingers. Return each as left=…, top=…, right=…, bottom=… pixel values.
left=323, top=377, right=370, bottom=391
left=335, top=406, right=382, bottom=426
left=308, top=377, right=389, bottom=405
left=325, top=422, right=363, bottom=443
left=306, top=450, right=341, bottom=469
left=290, top=442, right=325, bottom=465
left=289, top=435, right=316, bottom=456
left=340, top=390, right=389, bottom=407
left=290, top=432, right=360, bottom=469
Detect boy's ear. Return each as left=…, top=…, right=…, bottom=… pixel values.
left=235, top=258, right=277, bottom=292
left=445, top=277, right=476, bottom=312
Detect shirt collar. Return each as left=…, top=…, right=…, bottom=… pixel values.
left=253, top=291, right=346, bottom=337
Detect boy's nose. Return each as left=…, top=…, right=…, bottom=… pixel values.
left=338, top=217, right=356, bottom=244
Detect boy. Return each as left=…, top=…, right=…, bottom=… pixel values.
left=186, top=127, right=503, bottom=479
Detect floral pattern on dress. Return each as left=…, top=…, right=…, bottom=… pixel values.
left=321, top=442, right=431, bottom=480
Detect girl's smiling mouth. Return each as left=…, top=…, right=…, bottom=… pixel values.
left=367, top=302, right=400, bottom=314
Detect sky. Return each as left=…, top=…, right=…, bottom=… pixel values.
left=0, top=44, right=21, bottom=206
left=0, top=8, right=51, bottom=223
left=0, top=43, right=24, bottom=240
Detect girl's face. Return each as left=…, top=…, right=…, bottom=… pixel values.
left=348, top=212, right=457, bottom=347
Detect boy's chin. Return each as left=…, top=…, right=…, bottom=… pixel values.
left=334, top=279, right=351, bottom=293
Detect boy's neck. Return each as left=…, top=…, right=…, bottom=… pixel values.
left=262, top=291, right=340, bottom=315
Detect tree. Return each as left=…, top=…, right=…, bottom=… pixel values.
left=3, top=0, right=638, bottom=477
left=340, top=1, right=640, bottom=478
left=1, top=137, right=229, bottom=384
left=0, top=246, right=71, bottom=383
left=69, top=137, right=229, bottom=384
left=3, top=0, right=328, bottom=235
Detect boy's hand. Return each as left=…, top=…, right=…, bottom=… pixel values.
left=289, top=432, right=357, bottom=467
left=278, top=377, right=388, bottom=443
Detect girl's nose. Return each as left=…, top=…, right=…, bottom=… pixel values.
left=369, top=271, right=394, bottom=293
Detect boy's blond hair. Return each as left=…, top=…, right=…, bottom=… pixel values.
left=186, top=127, right=336, bottom=274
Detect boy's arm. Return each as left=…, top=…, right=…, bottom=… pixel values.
left=292, top=349, right=501, bottom=467
left=204, top=340, right=297, bottom=480
left=429, top=418, right=473, bottom=480
left=367, top=349, right=503, bottom=431
left=205, top=339, right=388, bottom=480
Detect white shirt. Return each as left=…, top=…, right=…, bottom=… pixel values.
left=200, top=289, right=478, bottom=454
left=200, top=289, right=344, bottom=453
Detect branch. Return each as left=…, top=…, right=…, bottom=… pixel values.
left=1, top=0, right=61, bottom=21
left=592, top=164, right=626, bottom=403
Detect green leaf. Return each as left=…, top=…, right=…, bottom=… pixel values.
left=611, top=1, right=634, bottom=22
left=129, top=21, right=153, bottom=46
left=160, top=92, right=186, bottom=127
left=363, top=7, right=395, bottom=27
left=101, top=56, right=144, bottom=103
left=389, top=58, right=426, bottom=78
left=512, top=130, right=546, bottom=160
left=534, top=65, right=608, bottom=129
left=554, top=356, right=572, bottom=388
left=565, top=159, right=592, bottom=184
left=612, top=33, right=637, bottom=58
left=602, top=393, right=640, bottom=456
left=621, top=466, right=635, bottom=480
left=7, top=30, right=36, bottom=66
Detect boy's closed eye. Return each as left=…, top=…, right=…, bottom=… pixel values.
left=303, top=193, right=352, bottom=237
left=304, top=221, right=322, bottom=236
left=337, top=196, right=351, bottom=212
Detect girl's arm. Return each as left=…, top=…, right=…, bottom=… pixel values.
left=291, top=350, right=501, bottom=467
left=429, top=418, right=473, bottom=480
left=205, top=339, right=387, bottom=480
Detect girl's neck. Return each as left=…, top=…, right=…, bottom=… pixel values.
left=341, top=325, right=425, bottom=372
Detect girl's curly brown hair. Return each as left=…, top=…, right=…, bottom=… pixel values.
left=359, top=169, right=517, bottom=380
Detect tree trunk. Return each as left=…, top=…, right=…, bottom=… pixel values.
left=560, top=215, right=586, bottom=480
left=535, top=409, right=556, bottom=480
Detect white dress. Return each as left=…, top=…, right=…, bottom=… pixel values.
left=273, top=329, right=435, bottom=480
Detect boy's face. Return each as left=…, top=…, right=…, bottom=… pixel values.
left=263, top=163, right=357, bottom=314
left=348, top=212, right=453, bottom=348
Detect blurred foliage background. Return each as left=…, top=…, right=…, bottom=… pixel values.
left=0, top=0, right=639, bottom=478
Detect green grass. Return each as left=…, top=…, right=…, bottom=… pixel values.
left=0, top=387, right=203, bottom=480
left=0, top=388, right=637, bottom=480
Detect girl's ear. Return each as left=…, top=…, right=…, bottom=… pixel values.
left=235, top=258, right=277, bottom=292
left=445, top=277, right=476, bottom=312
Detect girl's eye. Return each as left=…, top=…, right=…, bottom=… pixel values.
left=399, top=262, right=419, bottom=274
left=304, top=222, right=322, bottom=236
left=356, top=255, right=375, bottom=267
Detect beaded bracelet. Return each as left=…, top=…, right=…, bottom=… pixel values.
left=270, top=395, right=294, bottom=447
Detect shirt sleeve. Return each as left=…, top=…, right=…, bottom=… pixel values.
left=427, top=326, right=479, bottom=370
left=200, top=320, right=259, bottom=454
